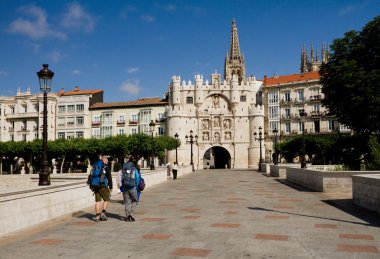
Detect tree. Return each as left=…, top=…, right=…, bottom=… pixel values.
left=320, top=16, right=380, bottom=134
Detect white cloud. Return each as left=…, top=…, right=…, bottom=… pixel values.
left=163, top=4, right=176, bottom=12
left=127, top=67, right=139, bottom=74
left=120, top=79, right=141, bottom=95
left=61, top=3, right=95, bottom=32
left=140, top=14, right=156, bottom=22
left=73, top=70, right=81, bottom=75
left=7, top=5, right=66, bottom=40
left=0, top=70, right=9, bottom=76
left=338, top=5, right=355, bottom=16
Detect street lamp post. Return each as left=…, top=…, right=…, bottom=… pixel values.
left=299, top=109, right=307, bottom=168
left=149, top=120, right=156, bottom=170
left=185, top=130, right=198, bottom=172
left=273, top=128, right=278, bottom=165
left=37, top=64, right=54, bottom=186
left=254, top=126, right=265, bottom=171
left=174, top=133, right=179, bottom=164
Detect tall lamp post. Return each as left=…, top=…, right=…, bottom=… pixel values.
left=273, top=128, right=278, bottom=165
left=37, top=64, right=54, bottom=186
left=185, top=130, right=198, bottom=171
left=174, top=133, right=179, bottom=164
left=149, top=120, right=156, bottom=170
left=254, top=126, right=265, bottom=171
left=299, top=109, right=307, bottom=168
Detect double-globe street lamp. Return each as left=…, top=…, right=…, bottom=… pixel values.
left=254, top=126, right=266, bottom=171
left=273, top=128, right=278, bottom=165
left=174, top=133, right=179, bottom=164
left=299, top=109, right=307, bottom=168
left=37, top=64, right=54, bottom=186
left=185, top=130, right=198, bottom=172
left=149, top=120, right=156, bottom=170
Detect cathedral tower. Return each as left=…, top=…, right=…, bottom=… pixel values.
left=224, top=19, right=246, bottom=83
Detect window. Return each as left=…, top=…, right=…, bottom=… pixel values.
left=157, top=112, right=165, bottom=121
left=76, top=104, right=84, bottom=112
left=298, top=122, right=305, bottom=132
left=285, top=123, right=291, bottom=133
left=269, top=121, right=279, bottom=132
left=140, top=110, right=151, bottom=123
left=131, top=114, right=138, bottom=122
left=269, top=106, right=279, bottom=119
left=268, top=91, right=278, bottom=104
left=76, top=116, right=84, bottom=125
left=57, top=117, right=65, bottom=126
left=186, top=96, right=193, bottom=104
left=297, top=90, right=304, bottom=102
left=67, top=105, right=75, bottom=113
left=93, top=116, right=100, bottom=123
left=328, top=120, right=337, bottom=131
left=118, top=114, right=125, bottom=123
left=313, top=104, right=320, bottom=113
left=131, top=128, right=137, bottom=134
left=284, top=92, right=291, bottom=102
left=22, top=134, right=27, bottom=142
left=285, top=108, right=291, bottom=118
left=67, top=132, right=74, bottom=139
left=92, top=129, right=100, bottom=138
left=58, top=106, right=66, bottom=113
left=118, top=128, right=125, bottom=135
left=240, top=95, right=246, bottom=102
left=10, top=107, right=15, bottom=113
left=67, top=117, right=75, bottom=126
left=102, top=113, right=113, bottom=125
left=58, top=132, right=65, bottom=139
left=76, top=132, right=84, bottom=138
left=158, top=127, right=164, bottom=136
left=102, top=126, right=113, bottom=138
left=10, top=134, right=14, bottom=141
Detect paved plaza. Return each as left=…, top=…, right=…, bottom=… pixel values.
left=1, top=169, right=379, bottom=258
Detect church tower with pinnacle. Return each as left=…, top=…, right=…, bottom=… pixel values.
left=224, top=19, right=246, bottom=83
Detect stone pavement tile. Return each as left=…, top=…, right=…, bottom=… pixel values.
left=142, top=233, right=173, bottom=240
left=210, top=223, right=241, bottom=228
left=337, top=244, right=379, bottom=253
left=182, top=215, right=200, bottom=219
left=315, top=223, right=338, bottom=229
left=255, top=233, right=289, bottom=241
left=30, top=238, right=64, bottom=245
left=339, top=233, right=375, bottom=240
left=170, top=247, right=211, bottom=257
left=264, top=214, right=289, bottom=219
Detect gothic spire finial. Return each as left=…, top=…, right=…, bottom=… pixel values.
left=224, top=19, right=245, bottom=82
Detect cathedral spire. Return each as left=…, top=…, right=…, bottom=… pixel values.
left=224, top=19, right=246, bottom=82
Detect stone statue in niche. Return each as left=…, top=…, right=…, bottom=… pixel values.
left=203, top=132, right=209, bottom=141
left=214, top=132, right=220, bottom=142
left=223, top=119, right=230, bottom=129
left=213, top=78, right=219, bottom=89
left=213, top=117, right=220, bottom=127
left=213, top=95, right=220, bottom=108
left=202, top=119, right=209, bottom=129
left=225, top=132, right=231, bottom=140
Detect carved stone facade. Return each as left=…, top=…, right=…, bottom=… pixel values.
left=166, top=20, right=264, bottom=169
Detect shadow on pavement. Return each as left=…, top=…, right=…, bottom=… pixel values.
left=71, top=211, right=125, bottom=221
left=247, top=206, right=380, bottom=228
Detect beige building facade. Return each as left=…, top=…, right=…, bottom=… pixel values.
left=166, top=20, right=264, bottom=169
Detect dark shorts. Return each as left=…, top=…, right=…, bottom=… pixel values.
left=94, top=186, right=110, bottom=202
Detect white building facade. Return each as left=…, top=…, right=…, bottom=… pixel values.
left=166, top=20, right=264, bottom=169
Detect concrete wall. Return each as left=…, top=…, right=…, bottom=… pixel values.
left=0, top=166, right=192, bottom=236
left=353, top=174, right=380, bottom=214
left=269, top=165, right=287, bottom=178
left=286, top=167, right=377, bottom=192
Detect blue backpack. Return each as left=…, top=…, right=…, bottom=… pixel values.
left=88, top=160, right=107, bottom=190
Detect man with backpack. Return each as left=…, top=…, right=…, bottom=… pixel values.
left=89, top=155, right=113, bottom=222
left=118, top=156, right=140, bottom=222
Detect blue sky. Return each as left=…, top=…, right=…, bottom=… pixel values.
left=0, top=0, right=379, bottom=102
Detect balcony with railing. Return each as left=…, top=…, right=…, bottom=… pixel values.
left=5, top=112, right=39, bottom=119
left=309, top=95, right=322, bottom=102
left=281, top=114, right=293, bottom=121
left=280, top=99, right=292, bottom=106
left=129, top=120, right=138, bottom=125
left=310, top=111, right=322, bottom=118
left=117, top=120, right=126, bottom=126
left=92, top=121, right=101, bottom=127
left=293, top=97, right=306, bottom=105
left=155, top=117, right=166, bottom=123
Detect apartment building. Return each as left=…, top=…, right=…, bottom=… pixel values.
left=0, top=88, right=57, bottom=142
left=89, top=97, right=168, bottom=139
left=56, top=86, right=103, bottom=140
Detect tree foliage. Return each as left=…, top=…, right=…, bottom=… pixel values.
left=320, top=16, right=380, bottom=134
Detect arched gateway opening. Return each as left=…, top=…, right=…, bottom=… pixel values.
left=203, top=146, right=231, bottom=169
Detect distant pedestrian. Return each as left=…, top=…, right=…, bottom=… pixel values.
left=118, top=156, right=140, bottom=222
left=166, top=162, right=171, bottom=179
left=90, top=155, right=113, bottom=222
left=135, top=164, right=142, bottom=203
left=172, top=162, right=178, bottom=180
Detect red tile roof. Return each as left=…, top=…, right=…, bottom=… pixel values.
left=90, top=97, right=168, bottom=109
left=264, top=71, right=320, bottom=86
left=57, top=86, right=103, bottom=96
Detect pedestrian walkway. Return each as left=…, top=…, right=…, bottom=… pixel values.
left=1, top=169, right=379, bottom=258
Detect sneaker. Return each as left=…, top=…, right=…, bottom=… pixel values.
left=100, top=211, right=108, bottom=221
left=95, top=214, right=100, bottom=222
left=125, top=215, right=131, bottom=222
left=129, top=215, right=135, bottom=222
